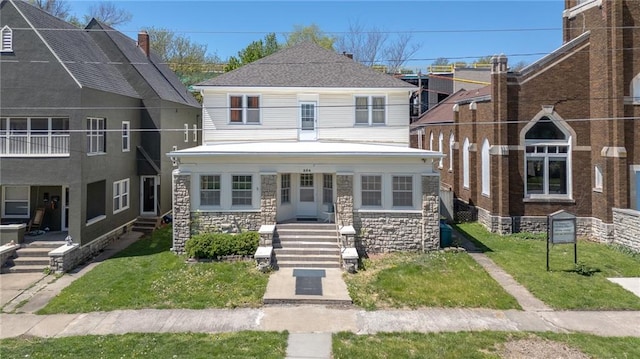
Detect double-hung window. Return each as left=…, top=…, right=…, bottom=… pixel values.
left=2, top=186, right=29, bottom=218
left=524, top=117, right=570, bottom=198
left=323, top=174, right=333, bottom=205
left=122, top=121, right=130, bottom=152
left=229, top=95, right=260, bottom=124
left=232, top=175, right=252, bottom=206
left=355, top=96, right=386, bottom=125
left=200, top=175, right=221, bottom=206
left=281, top=174, right=291, bottom=204
left=87, top=117, right=106, bottom=154
left=361, top=175, right=382, bottom=207
left=392, top=176, right=413, bottom=207
left=113, top=179, right=129, bottom=213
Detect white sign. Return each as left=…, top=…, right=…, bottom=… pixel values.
left=551, top=219, right=576, bottom=244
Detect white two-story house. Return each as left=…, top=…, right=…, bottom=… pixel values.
left=169, top=42, right=442, bottom=255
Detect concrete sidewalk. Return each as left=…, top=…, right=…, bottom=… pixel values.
left=2, top=306, right=640, bottom=339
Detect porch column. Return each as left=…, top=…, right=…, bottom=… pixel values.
left=260, top=174, right=277, bottom=224
left=422, top=175, right=440, bottom=250
left=172, top=169, right=191, bottom=254
left=336, top=174, right=354, bottom=226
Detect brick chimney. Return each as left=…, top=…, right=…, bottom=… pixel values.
left=342, top=51, right=353, bottom=60
left=138, top=31, right=150, bottom=57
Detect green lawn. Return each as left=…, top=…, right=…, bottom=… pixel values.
left=0, top=331, right=288, bottom=359
left=39, top=226, right=269, bottom=314
left=333, top=331, right=640, bottom=359
left=456, top=223, right=640, bottom=310
left=344, top=251, right=521, bottom=310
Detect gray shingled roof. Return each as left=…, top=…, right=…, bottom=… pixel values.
left=198, top=42, right=416, bottom=89
left=11, top=0, right=139, bottom=99
left=411, top=86, right=492, bottom=130
left=89, top=20, right=199, bottom=107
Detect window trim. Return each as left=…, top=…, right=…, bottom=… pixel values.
left=121, top=121, right=130, bottom=152
left=392, top=175, right=413, bottom=208
left=322, top=173, right=333, bottom=205
left=281, top=173, right=291, bottom=204
left=449, top=132, right=455, bottom=172
left=462, top=138, right=470, bottom=189
left=1, top=26, right=12, bottom=52
left=200, top=174, right=221, bottom=207
left=184, top=124, right=189, bottom=143
left=360, top=174, right=383, bottom=208
left=228, top=94, right=262, bottom=125
left=2, top=186, right=30, bottom=218
left=438, top=132, right=444, bottom=169
left=231, top=174, right=253, bottom=207
left=87, top=117, right=106, bottom=155
left=594, top=165, right=603, bottom=192
left=481, top=138, right=490, bottom=197
left=192, top=123, right=198, bottom=143
left=354, top=95, right=387, bottom=126
left=113, top=178, right=130, bottom=214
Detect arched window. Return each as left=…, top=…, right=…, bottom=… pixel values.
left=1, top=26, right=12, bottom=52
left=449, top=132, right=454, bottom=171
left=481, top=138, right=490, bottom=196
left=429, top=131, right=434, bottom=151
left=524, top=116, right=571, bottom=198
left=631, top=73, right=640, bottom=104
left=438, top=132, right=444, bottom=168
left=463, top=138, right=470, bottom=189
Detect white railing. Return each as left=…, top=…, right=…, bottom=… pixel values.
left=0, top=134, right=69, bottom=156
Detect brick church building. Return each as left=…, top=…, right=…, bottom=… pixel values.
left=411, top=0, right=640, bottom=249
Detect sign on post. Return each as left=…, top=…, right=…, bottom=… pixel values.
left=547, top=210, right=577, bottom=271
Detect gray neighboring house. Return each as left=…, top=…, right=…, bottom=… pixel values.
left=0, top=0, right=200, bottom=247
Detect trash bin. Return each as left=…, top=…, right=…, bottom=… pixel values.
left=440, top=223, right=452, bottom=248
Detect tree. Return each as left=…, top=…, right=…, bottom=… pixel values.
left=84, top=2, right=132, bottom=27
left=335, top=21, right=387, bottom=67
left=431, top=57, right=450, bottom=66
left=224, top=33, right=280, bottom=72
left=336, top=21, right=420, bottom=71
left=147, top=27, right=222, bottom=88
left=510, top=60, right=528, bottom=72
left=384, top=32, right=420, bottom=74
left=285, top=24, right=334, bottom=50
left=475, top=55, right=493, bottom=64
left=29, top=0, right=71, bottom=20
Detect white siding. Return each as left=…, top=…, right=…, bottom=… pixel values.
left=201, top=88, right=411, bottom=145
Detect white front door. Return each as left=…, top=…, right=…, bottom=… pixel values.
left=297, top=173, right=317, bottom=218
left=140, top=176, right=157, bottom=216
left=298, top=102, right=317, bottom=141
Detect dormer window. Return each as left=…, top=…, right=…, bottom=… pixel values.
left=1, top=26, right=12, bottom=52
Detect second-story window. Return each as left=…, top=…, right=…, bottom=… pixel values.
left=87, top=118, right=106, bottom=155
left=355, top=96, right=386, bottom=125
left=229, top=95, right=260, bottom=124
left=122, top=121, right=130, bottom=152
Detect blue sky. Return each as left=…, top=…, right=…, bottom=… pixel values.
left=70, top=1, right=566, bottom=70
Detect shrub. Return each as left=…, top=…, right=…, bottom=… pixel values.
left=185, top=231, right=259, bottom=259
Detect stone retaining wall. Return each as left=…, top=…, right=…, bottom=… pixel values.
left=613, top=208, right=640, bottom=252
left=191, top=212, right=261, bottom=235
left=49, top=222, right=133, bottom=273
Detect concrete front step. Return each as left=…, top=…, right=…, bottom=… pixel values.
left=275, top=254, right=340, bottom=262
left=276, top=236, right=337, bottom=244
left=12, top=257, right=50, bottom=266
left=1, top=264, right=47, bottom=274
left=22, top=241, right=66, bottom=248
left=275, top=248, right=340, bottom=255
left=276, top=261, right=341, bottom=269
left=276, top=223, right=335, bottom=230
left=14, top=247, right=53, bottom=256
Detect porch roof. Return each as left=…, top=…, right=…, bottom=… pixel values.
left=169, top=141, right=443, bottom=159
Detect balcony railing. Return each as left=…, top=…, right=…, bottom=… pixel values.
left=0, top=133, right=70, bottom=156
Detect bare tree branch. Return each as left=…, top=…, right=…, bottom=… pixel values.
left=385, top=32, right=420, bottom=73
left=85, top=2, right=132, bottom=27
left=29, top=0, right=71, bottom=19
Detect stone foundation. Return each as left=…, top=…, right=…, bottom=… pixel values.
left=354, top=212, right=424, bottom=253
left=612, top=208, right=640, bottom=252
left=191, top=211, right=261, bottom=235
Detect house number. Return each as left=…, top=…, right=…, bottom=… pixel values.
left=302, top=169, right=311, bottom=173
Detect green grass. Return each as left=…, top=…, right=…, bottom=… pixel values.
left=456, top=222, right=640, bottom=310
left=39, top=226, right=269, bottom=314
left=0, top=331, right=287, bottom=359
left=344, top=251, right=521, bottom=310
left=332, top=331, right=640, bottom=359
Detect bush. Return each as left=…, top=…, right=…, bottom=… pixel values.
left=185, top=231, right=259, bottom=259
